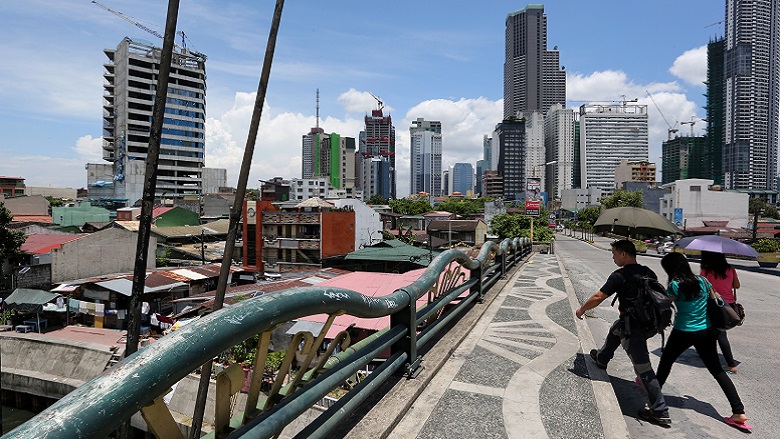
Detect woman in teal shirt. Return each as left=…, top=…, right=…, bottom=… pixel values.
left=657, top=253, right=750, bottom=430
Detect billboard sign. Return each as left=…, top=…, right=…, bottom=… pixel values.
left=526, top=177, right=541, bottom=216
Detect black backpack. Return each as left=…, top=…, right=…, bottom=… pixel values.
left=612, top=272, right=674, bottom=338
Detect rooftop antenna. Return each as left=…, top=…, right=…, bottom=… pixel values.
left=316, top=88, right=320, bottom=129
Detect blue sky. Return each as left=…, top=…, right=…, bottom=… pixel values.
left=0, top=1, right=724, bottom=197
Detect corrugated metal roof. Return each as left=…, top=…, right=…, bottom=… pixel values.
left=20, top=233, right=84, bottom=254
left=10, top=215, right=53, bottom=223
left=114, top=221, right=140, bottom=231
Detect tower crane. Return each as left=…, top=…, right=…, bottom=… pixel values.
left=368, top=92, right=384, bottom=111
left=92, top=0, right=207, bottom=61
left=645, top=90, right=679, bottom=140
left=680, top=116, right=706, bottom=137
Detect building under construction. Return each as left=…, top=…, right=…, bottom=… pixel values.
left=89, top=37, right=207, bottom=206
left=359, top=106, right=396, bottom=200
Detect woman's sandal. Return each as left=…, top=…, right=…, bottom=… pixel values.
left=724, top=416, right=753, bottom=432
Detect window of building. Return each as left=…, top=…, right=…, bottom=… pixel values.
left=690, top=186, right=701, bottom=191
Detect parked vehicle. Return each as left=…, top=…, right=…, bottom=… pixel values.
left=657, top=242, right=674, bottom=254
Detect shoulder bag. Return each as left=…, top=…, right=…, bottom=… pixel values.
left=704, top=277, right=744, bottom=330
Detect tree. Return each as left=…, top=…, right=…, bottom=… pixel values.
left=437, top=197, right=483, bottom=216
left=749, top=198, right=779, bottom=219
left=389, top=198, right=432, bottom=215
left=0, top=202, right=26, bottom=283
left=575, top=206, right=602, bottom=228
left=367, top=194, right=389, bottom=205
left=599, top=189, right=643, bottom=209
left=489, top=212, right=554, bottom=242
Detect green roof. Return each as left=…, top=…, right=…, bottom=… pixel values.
left=345, top=240, right=439, bottom=264
left=4, top=288, right=61, bottom=314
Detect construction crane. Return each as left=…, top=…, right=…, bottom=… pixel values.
left=705, top=20, right=724, bottom=28
left=645, top=90, right=679, bottom=140
left=369, top=92, right=384, bottom=111
left=92, top=0, right=207, bottom=61
left=680, top=116, right=706, bottom=137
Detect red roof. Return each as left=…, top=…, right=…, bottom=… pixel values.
left=300, top=266, right=468, bottom=337
left=151, top=206, right=175, bottom=218
left=21, top=234, right=84, bottom=254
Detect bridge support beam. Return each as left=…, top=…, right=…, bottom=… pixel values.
left=391, top=288, right=422, bottom=378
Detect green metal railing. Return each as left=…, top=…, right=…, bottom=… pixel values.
left=5, top=238, right=530, bottom=439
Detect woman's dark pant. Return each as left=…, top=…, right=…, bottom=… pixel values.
left=716, top=329, right=737, bottom=368
left=656, top=328, right=745, bottom=414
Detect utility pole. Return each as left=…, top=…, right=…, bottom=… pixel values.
left=200, top=229, right=205, bottom=265
left=189, top=1, right=286, bottom=437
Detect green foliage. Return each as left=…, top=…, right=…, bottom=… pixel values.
left=380, top=230, right=396, bottom=241
left=575, top=206, right=602, bottom=227
left=389, top=198, right=433, bottom=215
left=245, top=190, right=258, bottom=201
left=45, top=196, right=71, bottom=208
left=751, top=238, right=780, bottom=253
left=367, top=194, right=389, bottom=205
left=397, top=227, right=417, bottom=245
left=437, top=197, right=483, bottom=216
left=599, top=190, right=643, bottom=209
left=156, top=246, right=172, bottom=267
left=266, top=350, right=286, bottom=370
left=749, top=198, right=780, bottom=219
left=0, top=202, right=26, bottom=270
left=489, top=213, right=554, bottom=242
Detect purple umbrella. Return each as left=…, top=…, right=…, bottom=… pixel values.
left=673, top=235, right=759, bottom=258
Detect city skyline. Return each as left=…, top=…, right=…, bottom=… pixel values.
left=1, top=1, right=725, bottom=198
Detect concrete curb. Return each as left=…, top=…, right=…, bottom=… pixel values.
left=557, top=256, right=630, bottom=439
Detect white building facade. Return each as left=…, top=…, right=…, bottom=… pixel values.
left=544, top=103, right=575, bottom=199
left=579, top=104, right=649, bottom=194
left=659, top=178, right=749, bottom=229
left=409, top=118, right=443, bottom=196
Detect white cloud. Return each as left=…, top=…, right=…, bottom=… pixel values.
left=73, top=135, right=103, bottom=163
left=0, top=155, right=85, bottom=188
left=205, top=91, right=364, bottom=188
left=669, top=45, right=707, bottom=87
left=567, top=70, right=703, bottom=173
left=337, top=88, right=395, bottom=114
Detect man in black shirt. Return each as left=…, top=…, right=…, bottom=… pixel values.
left=575, top=240, right=670, bottom=426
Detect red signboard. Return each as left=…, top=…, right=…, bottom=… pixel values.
left=525, top=200, right=540, bottom=217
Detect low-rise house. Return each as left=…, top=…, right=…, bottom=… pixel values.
left=427, top=219, right=488, bottom=247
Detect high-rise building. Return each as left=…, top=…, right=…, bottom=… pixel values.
left=544, top=104, right=575, bottom=200
left=723, top=0, right=780, bottom=190
left=706, top=37, right=725, bottom=186
left=504, top=4, right=566, bottom=118
left=661, top=136, right=708, bottom=184
left=98, top=38, right=206, bottom=205
left=409, top=118, right=442, bottom=196
left=452, top=163, right=474, bottom=195
left=525, top=111, right=546, bottom=187
left=313, top=133, right=356, bottom=195
left=363, top=108, right=396, bottom=199
left=475, top=159, right=485, bottom=195
left=579, top=104, right=649, bottom=194
left=495, top=118, right=526, bottom=201
left=483, top=135, right=494, bottom=170
left=302, top=127, right=324, bottom=179
left=361, top=157, right=392, bottom=201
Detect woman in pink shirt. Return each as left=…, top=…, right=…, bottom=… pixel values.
left=700, top=251, right=741, bottom=373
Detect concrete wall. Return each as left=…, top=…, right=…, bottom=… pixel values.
left=26, top=186, right=78, bottom=199
left=660, top=179, right=750, bottom=228
left=0, top=333, right=112, bottom=399
left=51, top=227, right=156, bottom=283
left=331, top=198, right=383, bottom=249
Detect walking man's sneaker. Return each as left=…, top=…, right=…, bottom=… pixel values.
left=589, top=349, right=607, bottom=369
left=638, top=407, right=672, bottom=427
